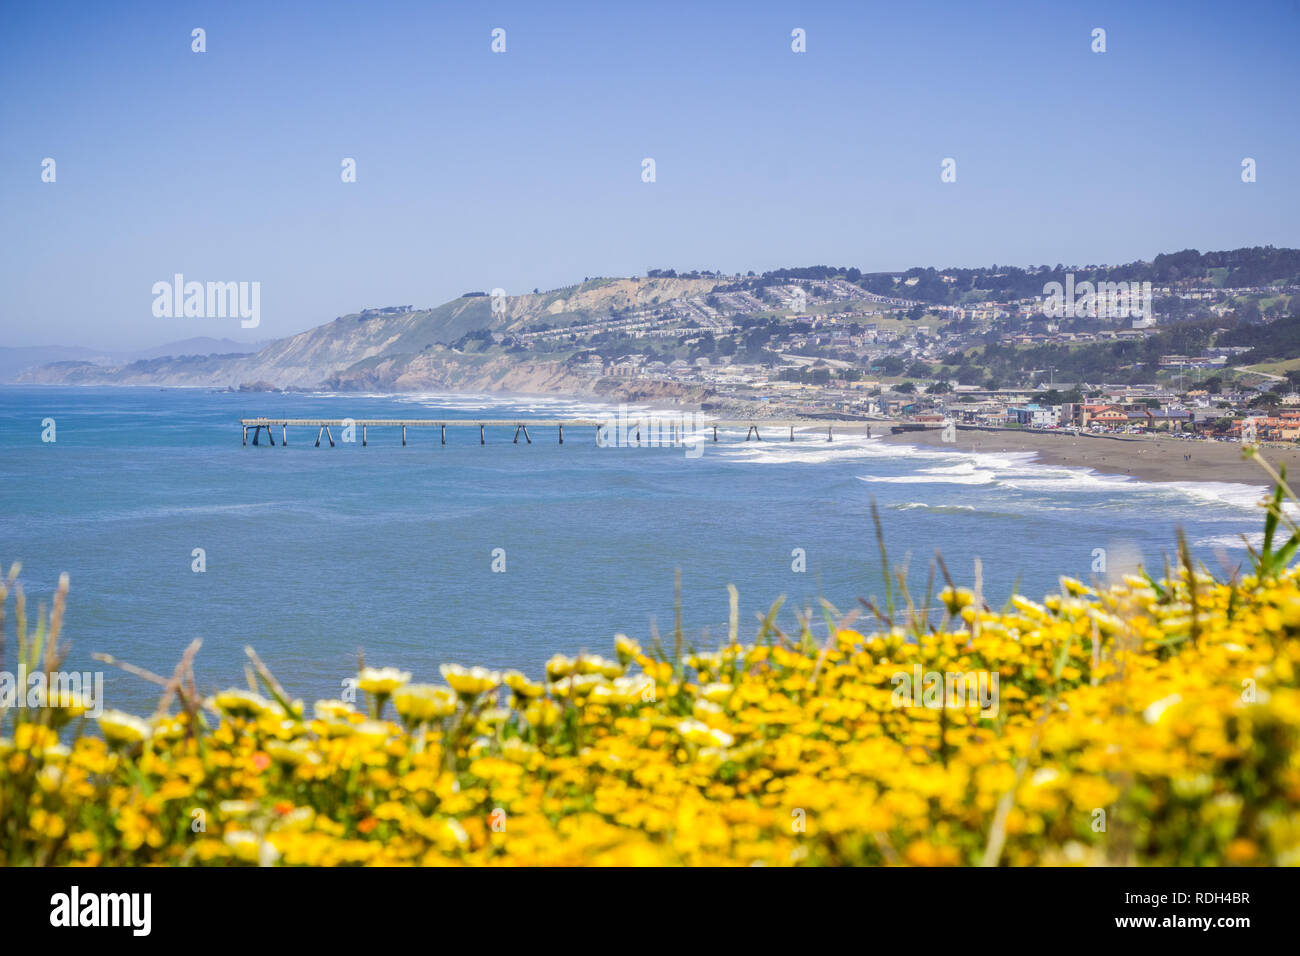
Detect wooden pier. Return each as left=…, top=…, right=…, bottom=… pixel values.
left=239, top=417, right=870, bottom=447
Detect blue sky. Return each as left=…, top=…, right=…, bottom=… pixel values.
left=1, top=0, right=1297, bottom=348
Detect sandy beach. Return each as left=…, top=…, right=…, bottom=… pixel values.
left=875, top=426, right=1300, bottom=490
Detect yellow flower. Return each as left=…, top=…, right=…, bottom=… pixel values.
left=357, top=667, right=411, bottom=696
left=266, top=739, right=320, bottom=767
left=545, top=654, right=578, bottom=679
left=150, top=715, right=187, bottom=741
left=211, top=689, right=277, bottom=719
left=940, top=586, right=974, bottom=614
left=501, top=736, right=538, bottom=763
left=676, top=719, right=734, bottom=748
left=524, top=699, right=562, bottom=728
left=46, top=689, right=90, bottom=727
left=352, top=720, right=393, bottom=744
left=576, top=655, right=623, bottom=678
left=98, top=709, right=151, bottom=745
left=687, top=652, right=722, bottom=672
left=550, top=673, right=604, bottom=699
left=392, top=684, right=458, bottom=723
left=614, top=633, right=642, bottom=663
left=503, top=670, right=545, bottom=699
left=224, top=830, right=280, bottom=866
left=478, top=707, right=512, bottom=728
left=590, top=675, right=656, bottom=706
left=1143, top=693, right=1183, bottom=724
left=314, top=699, right=357, bottom=721
left=698, top=682, right=735, bottom=705
left=440, top=664, right=501, bottom=698
left=29, top=808, right=65, bottom=840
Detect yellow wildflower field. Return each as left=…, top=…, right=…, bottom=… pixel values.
left=2, top=487, right=1299, bottom=866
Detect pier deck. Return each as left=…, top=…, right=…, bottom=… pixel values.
left=238, top=417, right=871, bottom=446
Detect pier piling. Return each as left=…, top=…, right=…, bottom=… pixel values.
left=401, top=426, right=406, bottom=446
left=480, top=425, right=485, bottom=445
left=441, top=424, right=446, bottom=445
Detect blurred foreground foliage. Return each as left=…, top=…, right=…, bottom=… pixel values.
left=2, top=461, right=1298, bottom=866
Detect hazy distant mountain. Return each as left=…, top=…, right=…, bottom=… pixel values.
left=0, top=346, right=125, bottom=383
left=2, top=337, right=264, bottom=383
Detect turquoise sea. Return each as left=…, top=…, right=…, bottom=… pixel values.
left=0, top=386, right=1271, bottom=715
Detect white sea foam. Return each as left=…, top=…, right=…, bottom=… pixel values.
left=894, top=501, right=978, bottom=512
left=915, top=461, right=985, bottom=475
left=714, top=433, right=890, bottom=465
left=97, top=502, right=283, bottom=522
left=1158, top=480, right=1271, bottom=512
left=1000, top=471, right=1140, bottom=493
left=830, top=439, right=1282, bottom=525
left=859, top=469, right=997, bottom=485
left=847, top=439, right=1280, bottom=515
left=720, top=446, right=878, bottom=465
left=1193, top=531, right=1264, bottom=550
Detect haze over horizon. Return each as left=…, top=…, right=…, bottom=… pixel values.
left=2, top=0, right=1297, bottom=350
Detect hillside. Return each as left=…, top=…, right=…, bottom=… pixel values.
left=15, top=276, right=722, bottom=392
left=13, top=249, right=1300, bottom=395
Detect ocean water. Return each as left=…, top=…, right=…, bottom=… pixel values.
left=0, top=386, right=1271, bottom=715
